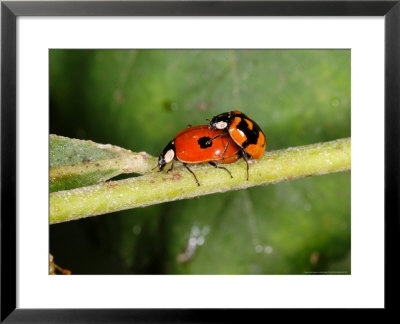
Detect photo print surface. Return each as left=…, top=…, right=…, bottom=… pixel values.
left=49, top=49, right=351, bottom=275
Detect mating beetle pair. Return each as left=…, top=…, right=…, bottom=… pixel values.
left=157, top=110, right=266, bottom=186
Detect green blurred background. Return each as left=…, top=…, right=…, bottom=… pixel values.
left=49, top=49, right=351, bottom=274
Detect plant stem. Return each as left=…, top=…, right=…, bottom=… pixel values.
left=50, top=138, right=351, bottom=224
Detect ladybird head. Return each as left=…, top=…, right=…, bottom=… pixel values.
left=157, top=140, right=176, bottom=171
left=208, top=111, right=235, bottom=131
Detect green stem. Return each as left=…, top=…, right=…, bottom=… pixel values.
left=50, top=138, right=351, bottom=224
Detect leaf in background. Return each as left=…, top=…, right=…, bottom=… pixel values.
left=49, top=134, right=154, bottom=192
left=164, top=173, right=350, bottom=274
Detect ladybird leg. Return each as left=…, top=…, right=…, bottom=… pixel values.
left=221, top=136, right=230, bottom=159
left=241, top=148, right=249, bottom=181
left=205, top=133, right=224, bottom=146
left=166, top=160, right=174, bottom=173
left=183, top=163, right=200, bottom=186
left=208, top=161, right=233, bottom=178
left=209, top=128, right=230, bottom=143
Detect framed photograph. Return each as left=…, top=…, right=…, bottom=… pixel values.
left=2, top=0, right=398, bottom=321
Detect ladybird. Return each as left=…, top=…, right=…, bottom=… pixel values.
left=208, top=110, right=266, bottom=180
left=157, top=125, right=241, bottom=186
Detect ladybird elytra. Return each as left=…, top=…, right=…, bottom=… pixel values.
left=173, top=125, right=240, bottom=163
left=157, top=125, right=241, bottom=186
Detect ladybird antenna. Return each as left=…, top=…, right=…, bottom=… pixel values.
left=152, top=152, right=160, bottom=171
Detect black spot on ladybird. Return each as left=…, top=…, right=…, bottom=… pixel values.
left=198, top=136, right=213, bottom=149
left=237, top=118, right=262, bottom=149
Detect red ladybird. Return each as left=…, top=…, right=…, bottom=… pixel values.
left=157, top=125, right=241, bottom=186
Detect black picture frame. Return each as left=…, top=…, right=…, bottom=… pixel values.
left=1, top=0, right=399, bottom=321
